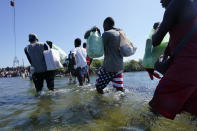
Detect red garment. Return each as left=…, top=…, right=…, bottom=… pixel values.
left=112, top=73, right=123, bottom=89
left=165, top=16, right=197, bottom=85
left=149, top=77, right=197, bottom=120
left=86, top=56, right=91, bottom=66
left=150, top=16, right=197, bottom=120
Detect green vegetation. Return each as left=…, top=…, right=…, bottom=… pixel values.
left=90, top=59, right=103, bottom=74
left=124, top=59, right=144, bottom=72
left=89, top=59, right=144, bottom=74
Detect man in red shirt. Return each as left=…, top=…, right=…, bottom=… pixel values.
left=83, top=43, right=92, bottom=83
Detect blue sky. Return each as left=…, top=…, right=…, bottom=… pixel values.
left=0, top=0, right=164, bottom=68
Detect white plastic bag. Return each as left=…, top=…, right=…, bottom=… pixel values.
left=44, top=49, right=63, bottom=71
left=52, top=44, right=67, bottom=64
left=119, top=30, right=137, bottom=57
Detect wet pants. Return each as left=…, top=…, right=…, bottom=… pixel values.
left=96, top=67, right=123, bottom=90
left=32, top=71, right=55, bottom=92
left=76, top=66, right=88, bottom=86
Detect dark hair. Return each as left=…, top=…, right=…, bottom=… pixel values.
left=103, top=17, right=115, bottom=31
left=83, top=43, right=87, bottom=48
left=153, top=22, right=160, bottom=30
left=74, top=38, right=81, bottom=47
left=29, top=38, right=36, bottom=43
left=161, top=0, right=171, bottom=8
left=104, top=17, right=115, bottom=27
left=29, top=34, right=38, bottom=43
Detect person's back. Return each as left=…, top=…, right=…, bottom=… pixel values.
left=26, top=42, right=47, bottom=73
left=74, top=47, right=87, bottom=68
left=96, top=17, right=124, bottom=94
left=102, top=29, right=123, bottom=72
left=24, top=34, right=55, bottom=94
left=72, top=38, right=88, bottom=86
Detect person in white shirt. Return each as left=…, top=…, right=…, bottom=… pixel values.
left=72, top=38, right=88, bottom=86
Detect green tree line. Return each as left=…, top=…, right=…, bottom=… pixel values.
left=89, top=59, right=144, bottom=74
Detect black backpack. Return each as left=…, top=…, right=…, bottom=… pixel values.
left=68, top=52, right=74, bottom=65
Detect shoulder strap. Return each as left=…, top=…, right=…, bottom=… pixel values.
left=172, top=18, right=197, bottom=58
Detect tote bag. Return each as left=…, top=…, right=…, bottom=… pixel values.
left=44, top=49, right=63, bottom=71
left=119, top=30, right=137, bottom=57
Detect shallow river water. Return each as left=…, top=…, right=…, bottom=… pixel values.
left=0, top=72, right=197, bottom=131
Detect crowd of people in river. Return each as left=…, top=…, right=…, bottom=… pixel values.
left=22, top=0, right=197, bottom=121
left=0, top=67, right=29, bottom=78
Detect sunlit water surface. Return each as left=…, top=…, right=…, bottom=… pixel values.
left=0, top=72, right=197, bottom=131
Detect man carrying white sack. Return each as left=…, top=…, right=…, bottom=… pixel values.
left=24, top=34, right=55, bottom=95
left=96, top=17, right=125, bottom=94
left=72, top=38, right=88, bottom=86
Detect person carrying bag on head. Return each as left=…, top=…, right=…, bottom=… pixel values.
left=84, top=26, right=104, bottom=58
left=95, top=17, right=136, bottom=94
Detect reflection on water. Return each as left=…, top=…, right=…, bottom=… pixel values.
left=0, top=72, right=197, bottom=131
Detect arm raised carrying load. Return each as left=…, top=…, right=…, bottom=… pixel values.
left=142, top=22, right=169, bottom=80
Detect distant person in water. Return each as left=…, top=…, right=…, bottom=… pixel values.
left=72, top=38, right=88, bottom=86
left=149, top=0, right=197, bottom=120
left=95, top=17, right=124, bottom=94
left=83, top=42, right=93, bottom=83
left=24, top=34, right=55, bottom=95
left=66, top=50, right=77, bottom=84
